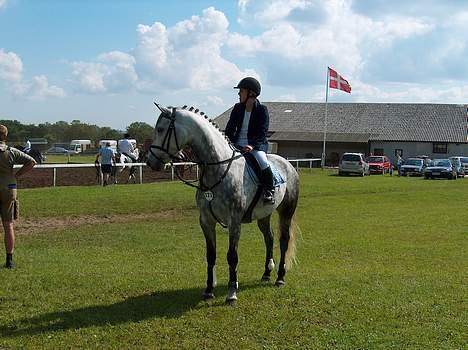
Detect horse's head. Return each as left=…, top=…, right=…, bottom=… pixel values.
left=147, top=104, right=189, bottom=171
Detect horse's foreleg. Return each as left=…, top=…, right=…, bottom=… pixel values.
left=200, top=214, right=217, bottom=300
left=257, top=216, right=274, bottom=282
left=226, top=224, right=241, bottom=303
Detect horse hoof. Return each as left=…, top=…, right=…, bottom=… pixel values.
left=225, top=296, right=237, bottom=306
left=275, top=280, right=285, bottom=288
left=261, top=275, right=271, bottom=282
left=202, top=292, right=215, bottom=300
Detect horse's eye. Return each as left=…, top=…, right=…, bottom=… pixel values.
left=157, top=127, right=164, bottom=133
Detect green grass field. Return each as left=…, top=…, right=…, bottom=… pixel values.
left=44, top=154, right=98, bottom=164
left=1, top=170, right=466, bottom=349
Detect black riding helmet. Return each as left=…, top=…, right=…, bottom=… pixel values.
left=234, top=77, right=261, bottom=97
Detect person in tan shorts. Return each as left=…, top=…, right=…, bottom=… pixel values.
left=0, top=125, right=36, bottom=269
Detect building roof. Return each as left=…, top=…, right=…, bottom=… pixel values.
left=215, top=102, right=468, bottom=143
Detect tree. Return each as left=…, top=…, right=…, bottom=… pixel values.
left=126, top=122, right=153, bottom=143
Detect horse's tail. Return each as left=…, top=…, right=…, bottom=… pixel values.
left=284, top=212, right=299, bottom=270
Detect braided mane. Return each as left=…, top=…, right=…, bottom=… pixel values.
left=179, top=105, right=232, bottom=145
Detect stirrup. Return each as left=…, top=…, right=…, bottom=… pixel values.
left=263, top=190, right=275, bottom=203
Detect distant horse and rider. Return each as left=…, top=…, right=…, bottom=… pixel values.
left=15, top=143, right=44, bottom=164
left=147, top=77, right=300, bottom=304
left=95, top=135, right=143, bottom=185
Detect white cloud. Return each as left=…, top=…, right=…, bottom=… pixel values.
left=352, top=80, right=468, bottom=103
left=206, top=95, right=225, bottom=107
left=19, top=75, right=66, bottom=100
left=75, top=7, right=257, bottom=97
left=72, top=51, right=137, bottom=93
left=134, top=6, right=254, bottom=91
left=254, top=0, right=309, bottom=23
left=0, top=0, right=8, bottom=10
left=0, top=49, right=23, bottom=82
left=238, top=0, right=250, bottom=13
left=0, top=49, right=65, bottom=99
left=229, top=0, right=432, bottom=70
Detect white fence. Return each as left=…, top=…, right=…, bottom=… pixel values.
left=14, top=158, right=321, bottom=187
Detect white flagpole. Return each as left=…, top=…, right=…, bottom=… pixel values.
left=321, top=67, right=330, bottom=169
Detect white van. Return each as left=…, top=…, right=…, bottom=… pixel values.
left=99, top=140, right=117, bottom=152
left=70, top=139, right=91, bottom=153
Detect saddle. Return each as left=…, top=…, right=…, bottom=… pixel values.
left=241, top=153, right=285, bottom=223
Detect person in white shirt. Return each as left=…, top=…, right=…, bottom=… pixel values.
left=23, top=140, right=31, bottom=153
left=119, top=133, right=137, bottom=162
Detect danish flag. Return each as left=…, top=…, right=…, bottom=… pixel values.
left=328, top=67, right=351, bottom=93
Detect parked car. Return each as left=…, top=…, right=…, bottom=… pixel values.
left=415, top=155, right=432, bottom=166
left=338, top=153, right=369, bottom=176
left=400, top=158, right=425, bottom=176
left=449, top=156, right=468, bottom=176
left=45, top=146, right=74, bottom=155
left=449, top=158, right=465, bottom=177
left=367, top=155, right=393, bottom=175
left=424, top=159, right=457, bottom=179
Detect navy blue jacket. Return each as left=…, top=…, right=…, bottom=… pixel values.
left=225, top=99, right=269, bottom=152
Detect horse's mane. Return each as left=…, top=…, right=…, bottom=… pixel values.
left=178, top=105, right=233, bottom=147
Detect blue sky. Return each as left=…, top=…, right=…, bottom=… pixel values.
left=1, top=0, right=467, bottom=129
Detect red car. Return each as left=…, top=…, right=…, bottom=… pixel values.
left=367, top=155, right=393, bottom=175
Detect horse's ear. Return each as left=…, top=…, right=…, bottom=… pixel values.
left=154, top=102, right=171, bottom=115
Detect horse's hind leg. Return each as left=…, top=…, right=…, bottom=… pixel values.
left=276, top=187, right=299, bottom=287
left=257, top=215, right=274, bottom=282
left=200, top=213, right=217, bottom=300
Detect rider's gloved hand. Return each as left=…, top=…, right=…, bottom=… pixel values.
left=241, top=145, right=253, bottom=153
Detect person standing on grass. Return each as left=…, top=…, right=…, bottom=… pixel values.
left=96, top=142, right=115, bottom=186
left=397, top=153, right=404, bottom=176
left=0, top=124, right=36, bottom=269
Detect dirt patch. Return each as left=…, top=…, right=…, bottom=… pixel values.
left=15, top=209, right=187, bottom=236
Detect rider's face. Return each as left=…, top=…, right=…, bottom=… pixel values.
left=238, top=88, right=249, bottom=103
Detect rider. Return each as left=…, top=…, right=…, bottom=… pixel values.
left=225, top=77, right=275, bottom=203
left=119, top=133, right=137, bottom=163
left=23, top=139, right=31, bottom=153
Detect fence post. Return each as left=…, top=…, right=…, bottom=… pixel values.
left=53, top=167, right=56, bottom=187
left=139, top=165, right=143, bottom=184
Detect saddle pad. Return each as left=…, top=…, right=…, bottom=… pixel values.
left=245, top=161, right=285, bottom=187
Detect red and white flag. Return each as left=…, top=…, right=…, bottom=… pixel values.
left=328, top=67, right=351, bottom=93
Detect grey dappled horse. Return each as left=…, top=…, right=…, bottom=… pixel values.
left=146, top=105, right=299, bottom=303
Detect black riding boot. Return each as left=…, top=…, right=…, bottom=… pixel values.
left=261, top=166, right=275, bottom=204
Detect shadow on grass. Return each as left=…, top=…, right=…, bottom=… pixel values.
left=0, top=281, right=271, bottom=338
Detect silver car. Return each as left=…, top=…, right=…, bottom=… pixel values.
left=338, top=153, right=370, bottom=176
left=449, top=156, right=468, bottom=177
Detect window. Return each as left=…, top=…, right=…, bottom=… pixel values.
left=373, top=148, right=384, bottom=156
left=342, top=154, right=361, bottom=161
left=395, top=149, right=403, bottom=157
left=433, top=143, right=447, bottom=154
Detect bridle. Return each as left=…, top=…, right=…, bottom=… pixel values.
left=148, top=106, right=244, bottom=192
